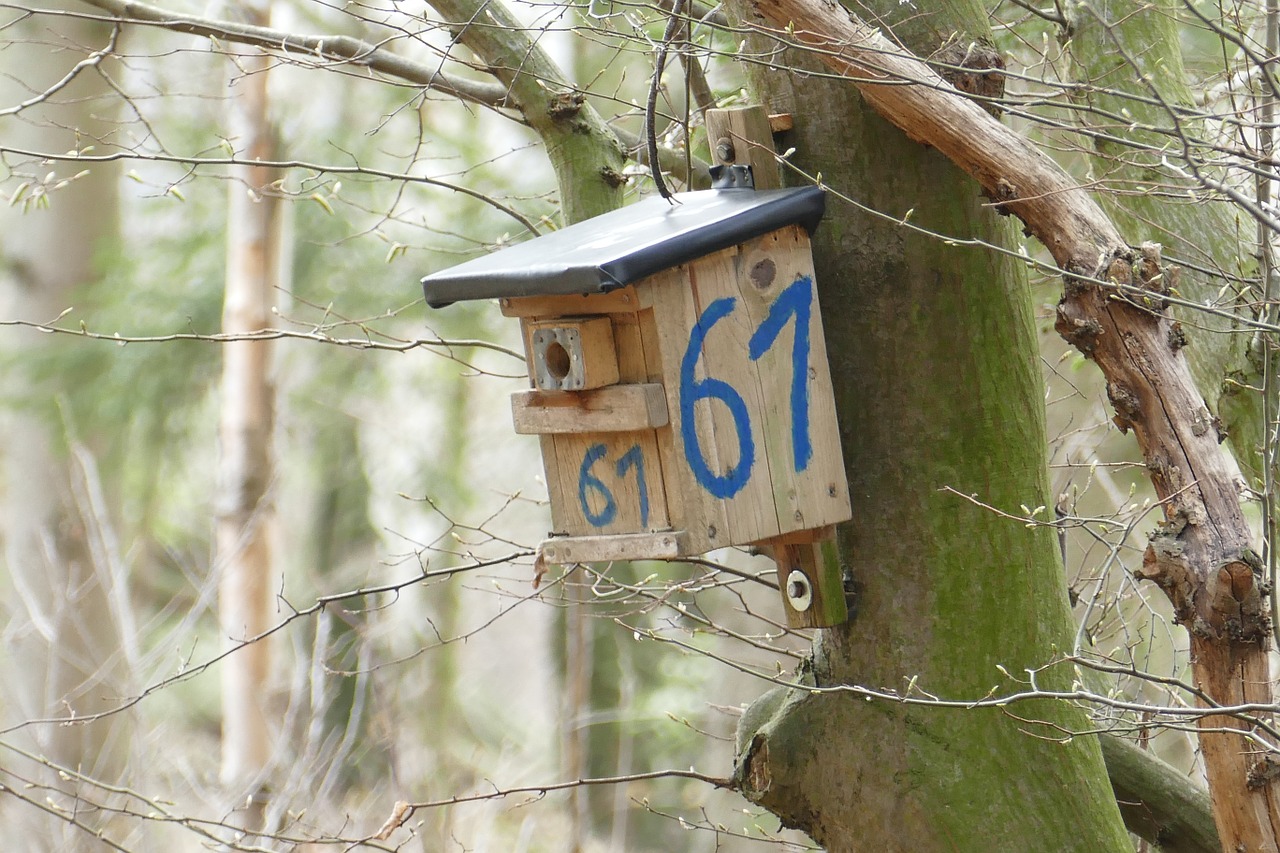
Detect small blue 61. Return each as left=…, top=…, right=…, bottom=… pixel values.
left=578, top=442, right=649, bottom=528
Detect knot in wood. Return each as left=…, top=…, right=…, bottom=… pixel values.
left=1106, top=381, right=1141, bottom=432
left=1054, top=304, right=1103, bottom=355
left=931, top=38, right=1006, bottom=116
left=1138, top=535, right=1195, bottom=627
left=547, top=90, right=585, bottom=120
left=1248, top=756, right=1280, bottom=791
left=598, top=165, right=627, bottom=189
left=1106, top=256, right=1133, bottom=286
left=982, top=177, right=1019, bottom=217
left=1204, top=557, right=1269, bottom=643
left=750, top=258, right=777, bottom=289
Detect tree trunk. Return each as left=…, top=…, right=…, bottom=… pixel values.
left=727, top=3, right=1132, bottom=848
left=217, top=4, right=281, bottom=829
left=1063, top=0, right=1261, bottom=480
left=0, top=10, right=130, bottom=849
left=736, top=0, right=1280, bottom=849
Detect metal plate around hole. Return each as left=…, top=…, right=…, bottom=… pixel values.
left=532, top=327, right=584, bottom=391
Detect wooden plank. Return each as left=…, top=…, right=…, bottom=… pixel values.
left=541, top=434, right=574, bottom=535
left=500, top=286, right=640, bottom=318
left=636, top=303, right=700, bottom=552
left=706, top=106, right=782, bottom=190
left=734, top=226, right=852, bottom=534
left=641, top=268, right=732, bottom=556
left=546, top=430, right=670, bottom=536
left=511, top=384, right=669, bottom=434
left=686, top=246, right=783, bottom=545
left=757, top=534, right=848, bottom=628
left=610, top=311, right=672, bottom=532
left=539, top=530, right=685, bottom=565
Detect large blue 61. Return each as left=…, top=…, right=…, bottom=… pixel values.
left=679, top=276, right=814, bottom=499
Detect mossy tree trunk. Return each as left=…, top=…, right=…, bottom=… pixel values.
left=1063, top=0, right=1261, bottom=479
left=726, top=2, right=1133, bottom=848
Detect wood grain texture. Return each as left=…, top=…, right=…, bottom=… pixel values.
left=510, top=384, right=669, bottom=434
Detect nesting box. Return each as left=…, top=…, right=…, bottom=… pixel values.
left=421, top=185, right=852, bottom=626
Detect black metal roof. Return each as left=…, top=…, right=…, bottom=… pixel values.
left=420, top=186, right=825, bottom=308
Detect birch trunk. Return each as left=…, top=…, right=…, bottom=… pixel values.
left=217, top=5, right=281, bottom=829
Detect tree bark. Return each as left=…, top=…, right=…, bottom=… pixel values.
left=1101, top=734, right=1220, bottom=853
left=727, top=3, right=1131, bottom=848
left=0, top=10, right=130, bottom=849
left=1064, top=0, right=1261, bottom=481
left=740, top=0, right=1279, bottom=849
left=217, top=4, right=281, bottom=829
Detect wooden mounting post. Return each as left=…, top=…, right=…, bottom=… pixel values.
left=706, top=107, right=850, bottom=629
left=706, top=105, right=782, bottom=189
left=757, top=530, right=847, bottom=628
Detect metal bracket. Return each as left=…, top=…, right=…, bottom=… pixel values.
left=710, top=164, right=755, bottom=190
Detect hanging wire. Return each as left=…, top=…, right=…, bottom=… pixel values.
left=646, top=0, right=687, bottom=201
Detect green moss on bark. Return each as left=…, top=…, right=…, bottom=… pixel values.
left=729, top=2, right=1132, bottom=849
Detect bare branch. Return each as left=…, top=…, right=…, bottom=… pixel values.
left=59, top=0, right=511, bottom=108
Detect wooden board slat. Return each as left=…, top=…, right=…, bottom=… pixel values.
left=539, top=530, right=685, bottom=564
left=541, top=433, right=574, bottom=535
left=706, top=106, right=782, bottom=190
left=500, top=286, right=640, bottom=318
left=685, top=247, right=783, bottom=545
left=547, top=430, right=670, bottom=536
left=733, top=226, right=852, bottom=534
left=641, top=268, right=732, bottom=556
left=511, top=384, right=668, bottom=435
left=758, top=534, right=848, bottom=628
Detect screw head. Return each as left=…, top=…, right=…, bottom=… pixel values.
left=785, top=571, right=813, bottom=612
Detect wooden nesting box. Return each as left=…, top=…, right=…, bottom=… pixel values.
left=422, top=185, right=852, bottom=626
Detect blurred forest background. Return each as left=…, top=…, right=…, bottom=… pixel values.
left=0, top=0, right=1273, bottom=849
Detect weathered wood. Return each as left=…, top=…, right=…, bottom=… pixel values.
left=640, top=267, right=734, bottom=556
left=539, top=530, right=685, bottom=564
left=546, top=431, right=669, bottom=535
left=524, top=316, right=619, bottom=391
left=687, top=246, right=784, bottom=545
left=706, top=106, right=782, bottom=189
left=733, top=225, right=849, bottom=533
left=500, top=286, right=641, bottom=318
left=740, top=0, right=1276, bottom=846
left=757, top=534, right=846, bottom=628
left=511, top=384, right=669, bottom=435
